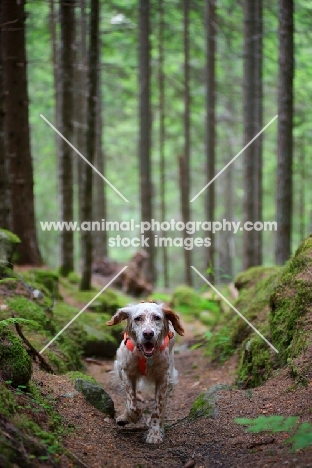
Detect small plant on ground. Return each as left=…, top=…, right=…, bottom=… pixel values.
left=235, top=415, right=312, bottom=451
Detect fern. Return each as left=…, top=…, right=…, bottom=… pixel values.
left=235, top=415, right=312, bottom=451
left=0, top=317, right=40, bottom=329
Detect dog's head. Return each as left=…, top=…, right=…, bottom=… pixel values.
left=106, top=302, right=184, bottom=358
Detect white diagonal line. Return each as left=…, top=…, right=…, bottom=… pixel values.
left=191, top=266, right=279, bottom=353
left=190, top=115, right=278, bottom=203
left=39, top=266, right=128, bottom=354
left=40, top=114, right=129, bottom=203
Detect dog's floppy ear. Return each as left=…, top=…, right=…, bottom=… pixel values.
left=162, top=306, right=184, bottom=336
left=106, top=307, right=132, bottom=326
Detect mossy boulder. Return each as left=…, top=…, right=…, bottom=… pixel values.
left=170, top=284, right=220, bottom=321
left=234, top=266, right=281, bottom=292
left=74, top=378, right=115, bottom=417
left=189, top=384, right=229, bottom=420
left=270, top=234, right=312, bottom=368
left=235, top=235, right=312, bottom=388
left=0, top=327, right=32, bottom=386
left=207, top=266, right=281, bottom=368
left=23, top=269, right=61, bottom=299
left=4, top=296, right=87, bottom=373
left=0, top=229, right=21, bottom=276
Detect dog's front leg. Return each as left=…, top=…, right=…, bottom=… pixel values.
left=116, top=370, right=142, bottom=426
left=146, top=376, right=169, bottom=443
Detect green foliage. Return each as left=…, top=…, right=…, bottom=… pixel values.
left=0, top=317, right=40, bottom=330
left=235, top=415, right=299, bottom=433
left=235, top=415, right=312, bottom=452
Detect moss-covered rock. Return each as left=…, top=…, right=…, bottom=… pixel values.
left=74, top=378, right=115, bottom=417
left=0, top=229, right=21, bottom=276
left=234, top=235, right=312, bottom=388
left=54, top=302, right=122, bottom=358
left=270, top=235, right=312, bottom=366
left=23, top=269, right=61, bottom=299
left=170, top=284, right=221, bottom=322
left=234, top=266, right=281, bottom=292
left=0, top=326, right=32, bottom=386
left=207, top=266, right=281, bottom=368
left=189, top=384, right=229, bottom=420
left=4, top=296, right=87, bottom=373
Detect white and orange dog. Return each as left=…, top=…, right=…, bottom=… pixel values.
left=106, top=301, right=184, bottom=443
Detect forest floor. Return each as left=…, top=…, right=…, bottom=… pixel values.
left=33, top=315, right=312, bottom=468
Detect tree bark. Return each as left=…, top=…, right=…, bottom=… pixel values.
left=253, top=0, right=263, bottom=266
left=59, top=0, right=75, bottom=275
left=80, top=0, right=100, bottom=290
left=158, top=0, right=169, bottom=288
left=139, top=0, right=154, bottom=283
left=181, top=0, right=192, bottom=286
left=93, top=70, right=107, bottom=259
left=205, top=0, right=216, bottom=282
left=275, top=0, right=294, bottom=264
left=243, top=0, right=263, bottom=269
left=0, top=0, right=42, bottom=264
left=0, top=23, right=10, bottom=230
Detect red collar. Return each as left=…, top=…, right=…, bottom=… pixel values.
left=124, top=331, right=173, bottom=376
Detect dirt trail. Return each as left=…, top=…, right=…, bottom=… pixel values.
left=35, top=326, right=312, bottom=468
left=37, top=288, right=312, bottom=467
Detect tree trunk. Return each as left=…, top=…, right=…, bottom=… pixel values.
left=158, top=0, right=169, bottom=288
left=93, top=70, right=107, bottom=259
left=0, top=23, right=10, bottom=230
left=49, top=0, right=61, bottom=159
left=80, top=0, right=100, bottom=290
left=181, top=0, right=192, bottom=286
left=74, top=0, right=87, bottom=231
left=243, top=0, right=263, bottom=269
left=275, top=0, right=294, bottom=264
left=253, top=0, right=263, bottom=266
left=205, top=0, right=216, bottom=282
left=138, top=0, right=154, bottom=283
left=0, top=0, right=42, bottom=264
left=59, top=0, right=75, bottom=276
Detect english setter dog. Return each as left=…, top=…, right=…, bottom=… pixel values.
left=106, top=301, right=184, bottom=443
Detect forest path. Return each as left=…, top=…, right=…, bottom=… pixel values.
left=38, top=286, right=312, bottom=468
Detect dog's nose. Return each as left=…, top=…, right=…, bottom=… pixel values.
left=143, top=330, right=154, bottom=340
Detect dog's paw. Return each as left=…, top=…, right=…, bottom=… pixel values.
left=116, top=415, right=129, bottom=426
left=116, top=409, right=142, bottom=426
left=145, top=428, right=164, bottom=444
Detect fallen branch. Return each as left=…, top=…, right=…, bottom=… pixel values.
left=14, top=320, right=55, bottom=374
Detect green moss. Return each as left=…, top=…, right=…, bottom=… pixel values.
left=6, top=296, right=51, bottom=330
left=270, top=238, right=312, bottom=364
left=67, top=271, right=80, bottom=284
left=189, top=393, right=214, bottom=419
left=0, top=278, right=19, bottom=289
left=189, top=384, right=228, bottom=420
left=0, top=229, right=21, bottom=245
left=171, top=285, right=221, bottom=322
left=0, top=381, right=17, bottom=417
left=206, top=267, right=280, bottom=367
left=0, top=327, right=32, bottom=386
left=237, top=336, right=274, bottom=388
left=66, top=371, right=96, bottom=383
left=23, top=269, right=60, bottom=298
left=5, top=296, right=87, bottom=373
left=234, top=266, right=281, bottom=291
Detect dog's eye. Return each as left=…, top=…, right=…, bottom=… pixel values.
left=154, top=315, right=161, bottom=321
left=134, top=316, right=142, bottom=322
